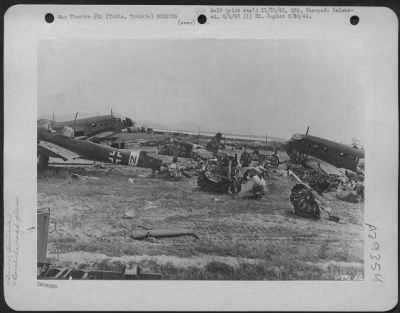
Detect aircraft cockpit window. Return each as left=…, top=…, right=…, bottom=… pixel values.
left=90, top=123, right=97, bottom=127
left=339, top=152, right=347, bottom=157
left=322, top=146, right=328, bottom=152
left=312, top=144, right=319, bottom=150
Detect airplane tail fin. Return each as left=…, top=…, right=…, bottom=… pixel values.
left=206, top=133, right=222, bottom=153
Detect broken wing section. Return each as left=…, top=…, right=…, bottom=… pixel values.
left=37, top=140, right=81, bottom=161
left=303, top=158, right=347, bottom=177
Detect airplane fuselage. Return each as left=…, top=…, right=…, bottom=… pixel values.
left=286, top=134, right=364, bottom=171
left=51, top=114, right=134, bottom=137
left=38, top=129, right=162, bottom=170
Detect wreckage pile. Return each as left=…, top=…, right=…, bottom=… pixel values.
left=290, top=183, right=321, bottom=219
left=240, top=150, right=279, bottom=168
left=288, top=166, right=342, bottom=194
left=289, top=164, right=364, bottom=202
left=197, top=154, right=238, bottom=193
left=237, top=166, right=268, bottom=200
left=197, top=153, right=270, bottom=199
left=160, top=161, right=184, bottom=179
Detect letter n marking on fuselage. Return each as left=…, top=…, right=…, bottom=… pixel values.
left=129, top=151, right=140, bottom=166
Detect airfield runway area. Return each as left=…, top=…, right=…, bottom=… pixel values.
left=38, top=135, right=364, bottom=280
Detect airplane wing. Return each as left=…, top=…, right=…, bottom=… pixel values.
left=303, top=158, right=347, bottom=177
left=74, top=136, right=89, bottom=140
left=87, top=131, right=121, bottom=143
left=90, top=131, right=117, bottom=139
left=37, top=140, right=81, bottom=161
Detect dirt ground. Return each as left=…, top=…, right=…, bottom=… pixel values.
left=37, top=135, right=364, bottom=280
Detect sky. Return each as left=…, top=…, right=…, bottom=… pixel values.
left=38, top=39, right=364, bottom=143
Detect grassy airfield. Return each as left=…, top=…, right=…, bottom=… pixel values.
left=37, top=133, right=364, bottom=280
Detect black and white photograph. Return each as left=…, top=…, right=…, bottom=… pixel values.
left=36, top=39, right=366, bottom=280
left=4, top=5, right=398, bottom=311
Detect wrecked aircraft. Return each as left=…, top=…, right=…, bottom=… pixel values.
left=287, top=164, right=342, bottom=194
left=288, top=170, right=343, bottom=222
left=283, top=127, right=365, bottom=197
left=37, top=126, right=164, bottom=172
left=286, top=132, right=364, bottom=173
left=197, top=154, right=268, bottom=199
left=240, top=149, right=280, bottom=168
left=43, top=111, right=137, bottom=139
left=197, top=154, right=239, bottom=193
left=158, top=133, right=223, bottom=160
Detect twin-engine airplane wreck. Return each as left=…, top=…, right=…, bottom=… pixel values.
left=38, top=110, right=139, bottom=141
left=285, top=127, right=365, bottom=218
left=285, top=127, right=365, bottom=176
left=37, top=123, right=163, bottom=171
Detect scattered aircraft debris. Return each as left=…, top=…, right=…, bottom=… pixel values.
left=336, top=182, right=364, bottom=203
left=197, top=154, right=268, bottom=199
left=281, top=128, right=365, bottom=197
left=287, top=165, right=342, bottom=194
left=158, top=133, right=223, bottom=160
left=287, top=162, right=364, bottom=202
left=197, top=154, right=239, bottom=194
left=37, top=126, right=166, bottom=173
left=290, top=183, right=321, bottom=219
left=286, top=129, right=364, bottom=172
left=160, top=161, right=185, bottom=179
left=37, top=112, right=365, bottom=282
left=240, top=148, right=280, bottom=168
left=288, top=170, right=343, bottom=222
left=130, top=229, right=200, bottom=240
left=237, top=166, right=268, bottom=200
